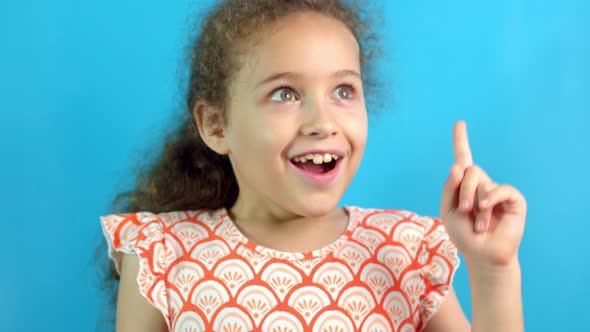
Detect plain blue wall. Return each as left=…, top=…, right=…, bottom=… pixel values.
left=1, top=0, right=588, bottom=331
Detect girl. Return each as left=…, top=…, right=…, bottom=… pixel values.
left=99, top=0, right=527, bottom=331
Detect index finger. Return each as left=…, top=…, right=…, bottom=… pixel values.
left=453, top=120, right=473, bottom=168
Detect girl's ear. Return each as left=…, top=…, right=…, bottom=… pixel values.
left=193, top=101, right=230, bottom=155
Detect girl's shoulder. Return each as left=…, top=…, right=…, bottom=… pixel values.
left=99, top=208, right=229, bottom=273
left=346, top=205, right=447, bottom=237
left=132, top=206, right=449, bottom=247
left=101, top=206, right=446, bottom=249
left=100, top=207, right=228, bottom=236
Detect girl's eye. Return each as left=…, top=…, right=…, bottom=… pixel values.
left=270, top=87, right=298, bottom=102
left=333, top=85, right=354, bottom=100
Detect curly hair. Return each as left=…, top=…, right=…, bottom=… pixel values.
left=94, top=0, right=381, bottom=330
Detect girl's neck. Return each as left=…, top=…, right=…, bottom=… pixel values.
left=227, top=198, right=349, bottom=253
left=228, top=195, right=341, bottom=227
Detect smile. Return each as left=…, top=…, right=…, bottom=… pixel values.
left=288, top=152, right=343, bottom=185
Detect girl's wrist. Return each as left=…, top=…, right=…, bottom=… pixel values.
left=464, top=256, right=521, bottom=283
left=465, top=256, right=524, bottom=332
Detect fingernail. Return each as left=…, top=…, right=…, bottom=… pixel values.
left=461, top=200, right=470, bottom=210
left=480, top=199, right=489, bottom=208
left=476, top=218, right=484, bottom=232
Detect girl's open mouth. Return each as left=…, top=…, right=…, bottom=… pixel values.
left=289, top=153, right=343, bottom=184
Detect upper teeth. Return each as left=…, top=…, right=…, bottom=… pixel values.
left=293, top=153, right=340, bottom=164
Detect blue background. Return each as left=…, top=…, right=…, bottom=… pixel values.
left=1, top=0, right=588, bottom=331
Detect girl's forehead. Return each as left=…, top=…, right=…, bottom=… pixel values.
left=240, top=13, right=361, bottom=80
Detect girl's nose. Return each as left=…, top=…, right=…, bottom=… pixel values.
left=300, top=102, right=337, bottom=138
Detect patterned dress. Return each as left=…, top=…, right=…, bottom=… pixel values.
left=100, top=206, right=459, bottom=332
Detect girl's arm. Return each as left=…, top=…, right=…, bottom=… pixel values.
left=466, top=259, right=523, bottom=332
left=116, top=253, right=169, bottom=332
left=429, top=121, right=527, bottom=332
left=423, top=262, right=523, bottom=332
left=427, top=121, right=527, bottom=332
left=422, top=286, right=471, bottom=332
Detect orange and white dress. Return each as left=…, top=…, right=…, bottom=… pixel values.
left=100, top=206, right=459, bottom=332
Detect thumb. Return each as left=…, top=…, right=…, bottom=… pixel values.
left=440, top=164, right=464, bottom=218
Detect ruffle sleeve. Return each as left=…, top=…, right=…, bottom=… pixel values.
left=416, top=215, right=461, bottom=327
left=100, top=212, right=171, bottom=327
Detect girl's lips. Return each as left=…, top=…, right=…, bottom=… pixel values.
left=289, top=158, right=343, bottom=185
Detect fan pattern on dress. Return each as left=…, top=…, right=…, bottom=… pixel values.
left=101, top=206, right=459, bottom=331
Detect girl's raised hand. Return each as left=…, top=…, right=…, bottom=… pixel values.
left=440, top=121, right=527, bottom=267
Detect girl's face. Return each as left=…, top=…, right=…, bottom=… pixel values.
left=224, top=12, right=367, bottom=219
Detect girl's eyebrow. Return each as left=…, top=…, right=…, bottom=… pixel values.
left=255, top=69, right=361, bottom=88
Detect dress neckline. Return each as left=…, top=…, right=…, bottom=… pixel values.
left=217, top=206, right=360, bottom=260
